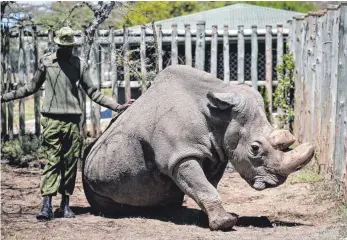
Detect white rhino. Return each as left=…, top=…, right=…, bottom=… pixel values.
left=83, top=65, right=314, bottom=231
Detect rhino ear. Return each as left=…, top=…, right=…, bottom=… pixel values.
left=207, top=91, right=244, bottom=111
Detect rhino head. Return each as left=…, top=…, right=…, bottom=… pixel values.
left=207, top=86, right=314, bottom=190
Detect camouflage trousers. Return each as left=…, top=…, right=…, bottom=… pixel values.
left=40, top=114, right=81, bottom=197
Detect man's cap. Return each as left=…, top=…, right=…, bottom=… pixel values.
left=54, top=27, right=77, bottom=46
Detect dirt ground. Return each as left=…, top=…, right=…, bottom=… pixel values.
left=1, top=163, right=346, bottom=240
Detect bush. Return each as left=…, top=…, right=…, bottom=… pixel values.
left=274, top=43, right=295, bottom=132
left=1, top=134, right=44, bottom=167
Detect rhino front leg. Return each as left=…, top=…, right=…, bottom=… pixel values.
left=172, top=158, right=237, bottom=231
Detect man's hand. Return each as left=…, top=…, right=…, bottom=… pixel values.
left=116, top=99, right=135, bottom=112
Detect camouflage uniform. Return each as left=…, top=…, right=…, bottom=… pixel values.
left=2, top=50, right=120, bottom=196
left=1, top=27, right=127, bottom=220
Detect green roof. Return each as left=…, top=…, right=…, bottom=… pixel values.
left=155, top=3, right=304, bottom=29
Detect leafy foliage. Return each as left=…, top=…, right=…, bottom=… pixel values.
left=244, top=1, right=317, bottom=13
left=274, top=43, right=295, bottom=132
left=123, top=1, right=318, bottom=26
left=1, top=134, right=44, bottom=167
left=33, top=2, right=123, bottom=30
left=259, top=86, right=272, bottom=123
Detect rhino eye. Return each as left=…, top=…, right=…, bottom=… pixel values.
left=251, top=144, right=259, bottom=152
left=250, top=143, right=261, bottom=154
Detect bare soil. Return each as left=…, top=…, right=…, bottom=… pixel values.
left=1, top=163, right=346, bottom=240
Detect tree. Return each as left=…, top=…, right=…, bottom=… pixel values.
left=244, top=1, right=317, bottom=13
left=31, top=1, right=125, bottom=31
left=123, top=1, right=318, bottom=26
left=123, top=2, right=232, bottom=26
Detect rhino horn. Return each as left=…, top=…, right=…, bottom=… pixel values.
left=279, top=142, right=315, bottom=176
left=269, top=130, right=296, bottom=150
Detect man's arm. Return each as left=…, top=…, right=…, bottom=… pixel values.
left=80, top=68, right=134, bottom=112
left=1, top=65, right=45, bottom=103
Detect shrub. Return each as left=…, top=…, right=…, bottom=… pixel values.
left=1, top=134, right=44, bottom=167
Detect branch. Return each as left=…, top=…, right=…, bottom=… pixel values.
left=83, top=1, right=116, bottom=62
left=86, top=1, right=116, bottom=36
left=83, top=1, right=98, bottom=13
left=1, top=1, right=15, bottom=20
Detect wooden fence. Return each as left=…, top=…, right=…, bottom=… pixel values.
left=289, top=4, right=347, bottom=201
left=1, top=22, right=288, bottom=139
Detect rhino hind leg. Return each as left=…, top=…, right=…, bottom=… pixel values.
left=83, top=174, right=185, bottom=216
left=82, top=177, right=117, bottom=215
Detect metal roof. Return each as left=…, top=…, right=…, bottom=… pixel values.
left=152, top=3, right=304, bottom=30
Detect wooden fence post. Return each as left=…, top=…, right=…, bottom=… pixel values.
left=1, top=28, right=7, bottom=138
left=223, top=25, right=230, bottom=83
left=100, top=44, right=106, bottom=83
left=329, top=7, right=341, bottom=169
left=32, top=25, right=41, bottom=137
left=48, top=26, right=54, bottom=53
left=276, top=23, right=284, bottom=128
left=321, top=7, right=335, bottom=177
left=5, top=27, right=12, bottom=139
left=237, top=25, right=245, bottom=83
left=140, top=25, right=147, bottom=93
left=251, top=25, right=258, bottom=90
left=299, top=15, right=310, bottom=143
left=334, top=4, right=347, bottom=188
left=317, top=10, right=329, bottom=172
left=90, top=30, right=101, bottom=137
left=18, top=25, right=26, bottom=136
left=109, top=26, right=118, bottom=103
left=210, top=25, right=218, bottom=77
left=195, top=21, right=205, bottom=71
left=25, top=30, right=31, bottom=83
left=123, top=25, right=131, bottom=103
left=277, top=23, right=284, bottom=73
left=307, top=13, right=318, bottom=143
left=265, top=25, right=273, bottom=116
left=293, top=16, right=305, bottom=141
left=314, top=12, right=325, bottom=168
left=156, top=24, right=163, bottom=72
left=7, top=52, right=13, bottom=140
left=185, top=24, right=192, bottom=67
left=171, top=24, right=178, bottom=65
left=80, top=25, right=88, bottom=138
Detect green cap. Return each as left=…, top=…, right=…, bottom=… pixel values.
left=54, top=27, right=77, bottom=46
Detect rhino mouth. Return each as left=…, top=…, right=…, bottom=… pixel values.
left=251, top=174, right=287, bottom=191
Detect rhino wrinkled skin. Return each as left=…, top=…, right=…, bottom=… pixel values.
left=83, top=65, right=314, bottom=231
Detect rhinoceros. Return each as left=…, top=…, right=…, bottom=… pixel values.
left=83, top=65, right=314, bottom=231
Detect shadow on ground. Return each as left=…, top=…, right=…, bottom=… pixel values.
left=69, top=206, right=308, bottom=229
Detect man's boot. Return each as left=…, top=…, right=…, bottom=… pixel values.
left=36, top=196, right=53, bottom=221
left=59, top=195, right=75, bottom=218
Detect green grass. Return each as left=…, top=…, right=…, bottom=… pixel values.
left=338, top=203, right=347, bottom=221
left=10, top=96, right=37, bottom=124
left=288, top=165, right=323, bottom=184
left=102, top=88, right=113, bottom=96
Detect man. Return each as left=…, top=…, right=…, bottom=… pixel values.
left=1, top=27, right=134, bottom=221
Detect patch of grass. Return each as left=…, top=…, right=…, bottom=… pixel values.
left=102, top=88, right=113, bottom=96
left=338, top=204, right=347, bottom=222
left=288, top=165, right=323, bottom=184
left=12, top=95, right=37, bottom=123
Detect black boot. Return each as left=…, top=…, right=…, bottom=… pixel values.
left=36, top=196, right=53, bottom=221
left=59, top=195, right=75, bottom=218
